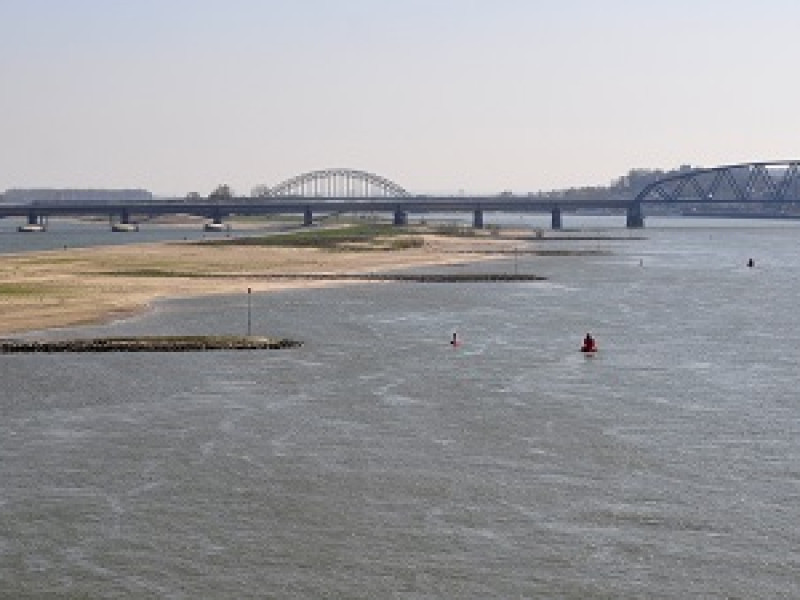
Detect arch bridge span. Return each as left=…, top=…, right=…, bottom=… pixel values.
left=261, top=168, right=409, bottom=198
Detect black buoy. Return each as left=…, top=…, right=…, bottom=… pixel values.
left=747, top=258, right=755, bottom=268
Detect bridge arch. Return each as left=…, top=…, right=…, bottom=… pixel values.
left=266, top=168, right=409, bottom=198
left=627, top=160, right=800, bottom=227
left=634, top=160, right=800, bottom=207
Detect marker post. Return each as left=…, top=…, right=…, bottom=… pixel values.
left=247, top=287, right=252, bottom=336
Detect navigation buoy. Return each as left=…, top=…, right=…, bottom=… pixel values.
left=747, top=258, right=755, bottom=268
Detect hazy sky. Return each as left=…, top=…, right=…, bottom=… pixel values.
left=2, top=0, right=799, bottom=196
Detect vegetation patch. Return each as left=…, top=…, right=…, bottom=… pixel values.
left=339, top=237, right=424, bottom=251
left=9, top=256, right=85, bottom=267
left=429, top=224, right=479, bottom=237
left=229, top=215, right=304, bottom=224
left=0, top=282, right=53, bottom=297
left=200, top=224, right=426, bottom=250
left=96, top=268, right=212, bottom=278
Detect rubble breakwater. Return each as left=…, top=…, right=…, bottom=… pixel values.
left=249, top=273, right=546, bottom=282
left=0, top=335, right=302, bottom=353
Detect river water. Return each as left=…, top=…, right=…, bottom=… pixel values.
left=0, top=217, right=265, bottom=254
left=1, top=218, right=800, bottom=598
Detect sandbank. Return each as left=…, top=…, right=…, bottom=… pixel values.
left=0, top=232, right=529, bottom=336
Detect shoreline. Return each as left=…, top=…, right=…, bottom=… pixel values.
left=0, top=231, right=538, bottom=336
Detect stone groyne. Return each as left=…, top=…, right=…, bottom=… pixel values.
left=252, top=273, right=546, bottom=283
left=0, top=335, right=302, bottom=354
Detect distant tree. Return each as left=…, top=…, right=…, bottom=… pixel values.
left=209, top=184, right=233, bottom=199
left=185, top=192, right=201, bottom=200
left=251, top=184, right=272, bottom=197
left=614, top=169, right=670, bottom=193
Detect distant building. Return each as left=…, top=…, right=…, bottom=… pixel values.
left=2, top=188, right=153, bottom=203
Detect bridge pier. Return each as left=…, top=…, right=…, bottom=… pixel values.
left=303, top=207, right=313, bottom=226
left=393, top=209, right=408, bottom=226
left=211, top=211, right=223, bottom=225
left=473, top=209, right=484, bottom=229
left=18, top=210, right=47, bottom=232
left=203, top=211, right=226, bottom=232
left=551, top=207, right=562, bottom=230
left=626, top=204, right=644, bottom=228
left=109, top=208, right=139, bottom=232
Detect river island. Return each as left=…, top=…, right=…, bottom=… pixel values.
left=0, top=223, right=580, bottom=336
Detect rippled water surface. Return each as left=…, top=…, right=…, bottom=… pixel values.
left=0, top=217, right=273, bottom=253
left=2, top=219, right=800, bottom=598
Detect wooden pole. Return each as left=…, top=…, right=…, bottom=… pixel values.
left=247, top=287, right=252, bottom=336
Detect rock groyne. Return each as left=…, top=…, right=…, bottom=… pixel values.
left=251, top=273, right=546, bottom=282
left=0, top=335, right=302, bottom=353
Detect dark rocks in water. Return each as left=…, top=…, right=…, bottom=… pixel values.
left=0, top=335, right=302, bottom=353
left=254, top=273, right=546, bottom=282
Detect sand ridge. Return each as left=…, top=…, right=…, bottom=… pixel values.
left=0, top=233, right=525, bottom=335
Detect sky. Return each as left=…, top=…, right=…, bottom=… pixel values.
left=2, top=0, right=800, bottom=197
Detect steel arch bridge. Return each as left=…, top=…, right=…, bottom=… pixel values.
left=628, top=160, right=800, bottom=226
left=264, top=168, right=409, bottom=198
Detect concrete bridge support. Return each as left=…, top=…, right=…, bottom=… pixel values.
left=626, top=204, right=644, bottom=228
left=303, top=207, right=313, bottom=226
left=202, top=210, right=226, bottom=231
left=473, top=209, right=484, bottom=229
left=393, top=209, right=408, bottom=226
left=18, top=211, right=46, bottom=232
left=551, top=207, right=562, bottom=230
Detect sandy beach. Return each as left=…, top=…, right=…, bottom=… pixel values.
left=0, top=231, right=526, bottom=336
